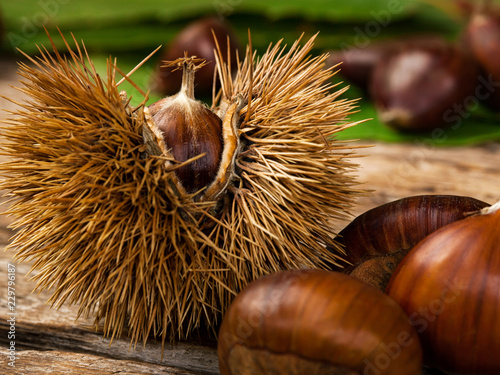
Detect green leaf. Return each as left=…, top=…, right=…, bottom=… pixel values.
left=3, top=0, right=500, bottom=146
left=338, top=100, right=500, bottom=146
left=1, top=0, right=419, bottom=54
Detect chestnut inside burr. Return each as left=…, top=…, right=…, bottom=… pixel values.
left=147, top=56, right=224, bottom=195
left=149, top=98, right=223, bottom=194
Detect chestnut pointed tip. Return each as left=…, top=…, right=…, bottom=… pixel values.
left=153, top=16, right=240, bottom=97
left=480, top=200, right=500, bottom=216
left=378, top=108, right=414, bottom=128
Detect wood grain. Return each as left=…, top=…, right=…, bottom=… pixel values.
left=353, top=141, right=499, bottom=216
left=0, top=56, right=498, bottom=374
left=8, top=350, right=207, bottom=375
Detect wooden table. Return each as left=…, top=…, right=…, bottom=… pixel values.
left=0, top=56, right=498, bottom=374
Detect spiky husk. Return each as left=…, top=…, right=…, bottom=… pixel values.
left=210, top=34, right=365, bottom=286
left=0, top=32, right=363, bottom=346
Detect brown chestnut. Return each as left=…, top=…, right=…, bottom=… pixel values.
left=152, top=16, right=240, bottom=97
left=330, top=195, right=489, bottom=291
left=147, top=56, right=223, bottom=195
left=326, top=35, right=444, bottom=91
left=463, top=3, right=500, bottom=110
left=218, top=269, right=423, bottom=375
left=326, top=43, right=392, bottom=90
left=370, top=39, right=479, bottom=131
left=386, top=201, right=500, bottom=374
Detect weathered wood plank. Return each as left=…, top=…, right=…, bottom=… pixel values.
left=5, top=349, right=207, bottom=375
left=0, top=255, right=219, bottom=375
left=352, top=141, right=499, bottom=219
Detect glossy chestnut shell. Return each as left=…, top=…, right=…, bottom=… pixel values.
left=386, top=206, right=500, bottom=374
left=218, top=269, right=423, bottom=375
left=331, top=195, right=488, bottom=291
left=370, top=40, right=479, bottom=131
left=326, top=35, right=444, bottom=91
left=464, top=9, right=500, bottom=110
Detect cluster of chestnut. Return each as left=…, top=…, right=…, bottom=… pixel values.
left=151, top=12, right=500, bottom=374
left=326, top=1, right=500, bottom=132
left=217, top=195, right=500, bottom=375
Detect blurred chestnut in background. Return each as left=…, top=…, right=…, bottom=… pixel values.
left=152, top=16, right=240, bottom=98
left=387, top=202, right=500, bottom=374
left=326, top=35, right=443, bottom=91
left=326, top=42, right=393, bottom=90
left=218, top=269, right=423, bottom=375
left=370, top=39, right=479, bottom=131
left=463, top=4, right=500, bottom=110
left=330, top=195, right=488, bottom=291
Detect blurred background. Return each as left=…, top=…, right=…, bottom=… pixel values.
left=0, top=0, right=499, bottom=145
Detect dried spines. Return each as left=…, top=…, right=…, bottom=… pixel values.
left=0, top=34, right=223, bottom=344
left=1, top=32, right=364, bottom=349
left=212, top=34, right=363, bottom=273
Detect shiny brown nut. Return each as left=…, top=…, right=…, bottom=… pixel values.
left=386, top=202, right=500, bottom=374
left=370, top=39, right=479, bottom=131
left=326, top=35, right=444, bottom=91
left=330, top=195, right=489, bottom=291
left=218, top=269, right=423, bottom=375
left=463, top=5, right=500, bottom=110
left=147, top=56, right=223, bottom=195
